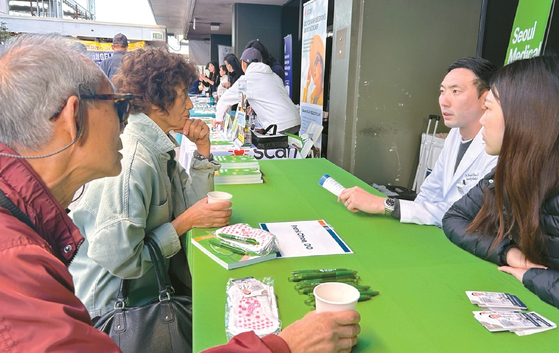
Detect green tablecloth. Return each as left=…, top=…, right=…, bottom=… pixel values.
left=189, top=158, right=559, bottom=352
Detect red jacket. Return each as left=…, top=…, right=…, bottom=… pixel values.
left=201, top=332, right=290, bottom=353
left=0, top=144, right=288, bottom=352
left=0, top=144, right=119, bottom=352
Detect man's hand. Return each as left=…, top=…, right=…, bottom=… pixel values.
left=338, top=186, right=386, bottom=214
left=278, top=310, right=361, bottom=353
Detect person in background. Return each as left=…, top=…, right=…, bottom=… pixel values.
left=0, top=33, right=360, bottom=353
left=70, top=47, right=231, bottom=319
left=245, top=39, right=284, bottom=82
left=199, top=61, right=220, bottom=93
left=224, top=53, right=243, bottom=88
left=338, top=57, right=498, bottom=227
left=0, top=33, right=124, bottom=352
left=99, top=33, right=128, bottom=79
left=215, top=48, right=300, bottom=134
left=217, top=64, right=229, bottom=98
left=443, top=56, right=559, bottom=309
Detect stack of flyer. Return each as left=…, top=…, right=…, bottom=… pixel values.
left=214, top=155, right=263, bottom=185
left=467, top=291, right=556, bottom=336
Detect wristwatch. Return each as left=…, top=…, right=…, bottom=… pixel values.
left=384, top=198, right=396, bottom=216
left=193, top=150, right=214, bottom=161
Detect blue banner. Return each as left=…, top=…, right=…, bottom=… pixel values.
left=284, top=34, right=293, bottom=98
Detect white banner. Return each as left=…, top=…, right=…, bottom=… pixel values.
left=300, top=0, right=327, bottom=156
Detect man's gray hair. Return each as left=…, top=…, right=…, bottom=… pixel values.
left=0, top=34, right=105, bottom=150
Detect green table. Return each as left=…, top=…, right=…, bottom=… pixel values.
left=189, top=159, right=559, bottom=352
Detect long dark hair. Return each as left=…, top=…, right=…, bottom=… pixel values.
left=224, top=53, right=243, bottom=85
left=467, top=56, right=559, bottom=265
left=205, top=61, right=219, bottom=83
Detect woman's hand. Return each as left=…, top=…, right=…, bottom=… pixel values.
left=505, top=248, right=547, bottom=269
left=171, top=198, right=232, bottom=235
left=183, top=119, right=211, bottom=156
left=498, top=266, right=529, bottom=282
left=499, top=247, right=547, bottom=282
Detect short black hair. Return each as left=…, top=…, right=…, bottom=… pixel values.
left=447, top=57, right=498, bottom=97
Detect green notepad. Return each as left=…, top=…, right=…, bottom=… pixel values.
left=191, top=234, right=277, bottom=270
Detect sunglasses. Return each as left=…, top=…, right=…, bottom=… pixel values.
left=80, top=93, right=134, bottom=123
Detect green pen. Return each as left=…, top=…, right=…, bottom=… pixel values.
left=288, top=270, right=358, bottom=282
left=294, top=277, right=359, bottom=289
left=292, top=268, right=351, bottom=275
left=217, top=233, right=260, bottom=245
left=209, top=239, right=248, bottom=255
left=296, top=283, right=370, bottom=294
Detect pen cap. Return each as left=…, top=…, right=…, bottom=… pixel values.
left=313, top=282, right=360, bottom=313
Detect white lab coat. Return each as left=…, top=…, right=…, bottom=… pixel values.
left=399, top=128, right=498, bottom=227
left=215, top=62, right=300, bottom=132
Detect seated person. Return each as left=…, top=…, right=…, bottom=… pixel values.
left=70, top=47, right=231, bottom=319
left=216, top=48, right=300, bottom=134
left=443, top=56, right=559, bottom=309
left=0, top=34, right=360, bottom=353
left=338, top=57, right=498, bottom=227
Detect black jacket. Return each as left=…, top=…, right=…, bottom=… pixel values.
left=443, top=171, right=559, bottom=308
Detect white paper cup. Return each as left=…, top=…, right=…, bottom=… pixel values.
left=207, top=191, right=233, bottom=204
left=313, top=282, right=360, bottom=313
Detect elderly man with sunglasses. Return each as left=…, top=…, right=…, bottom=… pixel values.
left=0, top=34, right=130, bottom=351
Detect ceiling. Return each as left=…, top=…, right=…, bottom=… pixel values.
left=149, top=0, right=291, bottom=41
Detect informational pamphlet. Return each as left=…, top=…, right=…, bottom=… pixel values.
left=260, top=220, right=353, bottom=258
left=466, top=291, right=527, bottom=311
left=473, top=311, right=556, bottom=336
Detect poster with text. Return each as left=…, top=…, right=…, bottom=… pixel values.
left=300, top=0, right=327, bottom=157
left=504, top=0, right=553, bottom=64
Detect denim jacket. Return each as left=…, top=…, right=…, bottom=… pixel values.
left=69, top=113, right=219, bottom=318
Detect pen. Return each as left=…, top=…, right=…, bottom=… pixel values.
left=288, top=270, right=357, bottom=282
left=296, top=284, right=370, bottom=294
left=293, top=276, right=360, bottom=288
left=292, top=268, right=351, bottom=275
left=217, top=233, right=260, bottom=245
left=209, top=239, right=248, bottom=255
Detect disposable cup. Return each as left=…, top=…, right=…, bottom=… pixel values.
left=207, top=191, right=233, bottom=204
left=313, top=282, right=360, bottom=313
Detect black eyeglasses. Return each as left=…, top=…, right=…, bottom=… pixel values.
left=80, top=93, right=134, bottom=123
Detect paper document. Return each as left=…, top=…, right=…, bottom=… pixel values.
left=260, top=220, right=353, bottom=258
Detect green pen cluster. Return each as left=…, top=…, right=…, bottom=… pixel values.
left=290, top=268, right=379, bottom=307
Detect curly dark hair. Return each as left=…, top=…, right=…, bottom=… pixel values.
left=112, top=47, right=197, bottom=115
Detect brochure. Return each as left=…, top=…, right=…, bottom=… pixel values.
left=260, top=220, right=353, bottom=258
left=473, top=311, right=556, bottom=336
left=466, top=291, right=527, bottom=311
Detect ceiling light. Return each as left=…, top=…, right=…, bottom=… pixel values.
left=210, top=22, right=220, bottom=31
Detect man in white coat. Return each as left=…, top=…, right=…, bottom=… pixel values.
left=338, top=57, right=498, bottom=227
left=215, top=48, right=300, bottom=133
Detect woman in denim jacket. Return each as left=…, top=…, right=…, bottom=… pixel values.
left=70, top=48, right=232, bottom=319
